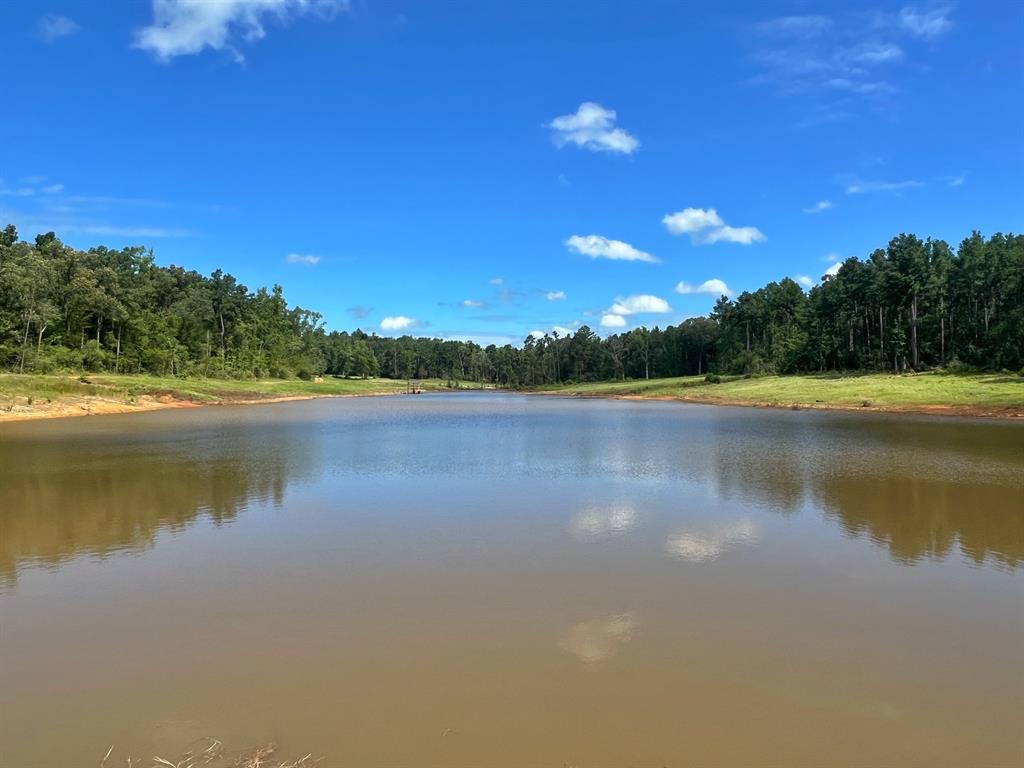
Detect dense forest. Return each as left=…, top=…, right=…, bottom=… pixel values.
left=1, top=224, right=1021, bottom=385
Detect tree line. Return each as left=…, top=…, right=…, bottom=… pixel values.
left=1, top=224, right=1021, bottom=384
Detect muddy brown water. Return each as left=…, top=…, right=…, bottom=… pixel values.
left=1, top=393, right=1021, bottom=766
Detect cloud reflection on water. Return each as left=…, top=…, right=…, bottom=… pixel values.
left=666, top=519, right=759, bottom=562
left=557, top=612, right=638, bottom=663
left=570, top=505, right=637, bottom=539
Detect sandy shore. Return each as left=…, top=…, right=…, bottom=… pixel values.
left=0, top=390, right=407, bottom=423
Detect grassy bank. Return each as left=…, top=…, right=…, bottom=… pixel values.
left=533, top=372, right=1024, bottom=418
left=0, top=373, right=452, bottom=421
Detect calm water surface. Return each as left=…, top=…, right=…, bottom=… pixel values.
left=1, top=393, right=1022, bottom=766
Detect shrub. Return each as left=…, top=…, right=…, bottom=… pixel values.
left=704, top=373, right=722, bottom=384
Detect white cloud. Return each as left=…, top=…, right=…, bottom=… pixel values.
left=675, top=278, right=732, bottom=297
left=662, top=207, right=723, bottom=234
left=795, top=275, right=814, bottom=288
left=285, top=252, right=321, bottom=265
left=609, top=295, right=671, bottom=316
left=134, top=0, right=346, bottom=62
left=663, top=207, right=765, bottom=245
left=545, top=290, right=567, bottom=301
left=845, top=178, right=924, bottom=194
left=38, top=14, right=79, bottom=42
left=380, top=315, right=418, bottom=331
left=489, top=276, right=504, bottom=285
left=551, top=325, right=575, bottom=337
left=461, top=299, right=486, bottom=308
left=898, top=4, right=955, bottom=39
left=565, top=234, right=658, bottom=263
left=549, top=102, right=639, bottom=155
left=945, top=174, right=965, bottom=187
left=824, top=260, right=843, bottom=278
left=667, top=519, right=759, bottom=563
left=702, top=225, right=766, bottom=245
left=600, top=313, right=627, bottom=328
left=802, top=199, right=833, bottom=214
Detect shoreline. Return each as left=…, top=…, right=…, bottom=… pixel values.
left=0, top=390, right=414, bottom=423
left=2, top=385, right=1022, bottom=423
left=526, top=389, right=1024, bottom=420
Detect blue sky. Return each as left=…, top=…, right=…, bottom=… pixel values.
left=2, top=1, right=1021, bottom=344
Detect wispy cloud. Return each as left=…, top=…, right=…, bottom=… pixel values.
left=1, top=179, right=189, bottom=241
left=794, top=275, right=815, bottom=288
left=898, top=4, right=956, bottom=40
left=545, top=290, right=567, bottom=301
left=942, top=174, right=965, bottom=187
left=461, top=299, right=487, bottom=309
left=675, top=278, right=732, bottom=297
left=134, top=0, right=348, bottom=62
left=749, top=4, right=956, bottom=120
left=549, top=102, right=639, bottom=155
left=566, top=234, right=659, bottom=263
left=802, top=199, right=833, bottom=214
left=285, top=252, right=321, bottom=265
left=662, top=207, right=765, bottom=245
left=38, top=14, right=79, bottom=42
left=489, top=276, right=504, bottom=286
left=845, top=178, right=924, bottom=194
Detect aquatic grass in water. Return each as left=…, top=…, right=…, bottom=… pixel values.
left=100, top=738, right=321, bottom=768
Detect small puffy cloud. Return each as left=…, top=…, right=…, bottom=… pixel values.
left=134, top=0, right=346, bottom=62
left=795, top=275, right=815, bottom=288
left=824, top=260, right=843, bottom=278
left=552, top=325, right=575, bottom=337
left=702, top=225, right=766, bottom=245
left=380, top=315, right=419, bottom=331
left=285, top=252, right=321, bottom=265
left=489, top=276, right=504, bottom=285
left=898, top=4, right=955, bottom=39
left=347, top=305, right=372, bottom=319
left=608, top=294, right=672, bottom=316
left=802, top=199, right=833, bottom=214
left=549, top=102, right=639, bottom=155
left=675, top=278, right=732, bottom=297
left=662, top=207, right=765, bottom=245
left=38, top=14, right=79, bottom=42
left=565, top=234, right=658, bottom=263
left=662, top=207, right=723, bottom=235
left=461, top=299, right=486, bottom=308
left=545, top=290, right=567, bottom=301
left=600, top=313, right=627, bottom=328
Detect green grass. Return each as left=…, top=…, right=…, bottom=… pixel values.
left=536, top=372, right=1024, bottom=411
left=0, top=373, right=451, bottom=411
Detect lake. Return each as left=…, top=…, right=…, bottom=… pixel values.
left=1, top=393, right=1021, bottom=766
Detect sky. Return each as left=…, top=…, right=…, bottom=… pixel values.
left=2, top=1, right=1021, bottom=345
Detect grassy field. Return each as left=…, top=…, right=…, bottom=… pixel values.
left=0, top=373, right=453, bottom=420
left=534, top=372, right=1024, bottom=416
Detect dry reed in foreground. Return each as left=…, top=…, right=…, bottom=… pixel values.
left=100, top=737, right=322, bottom=768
